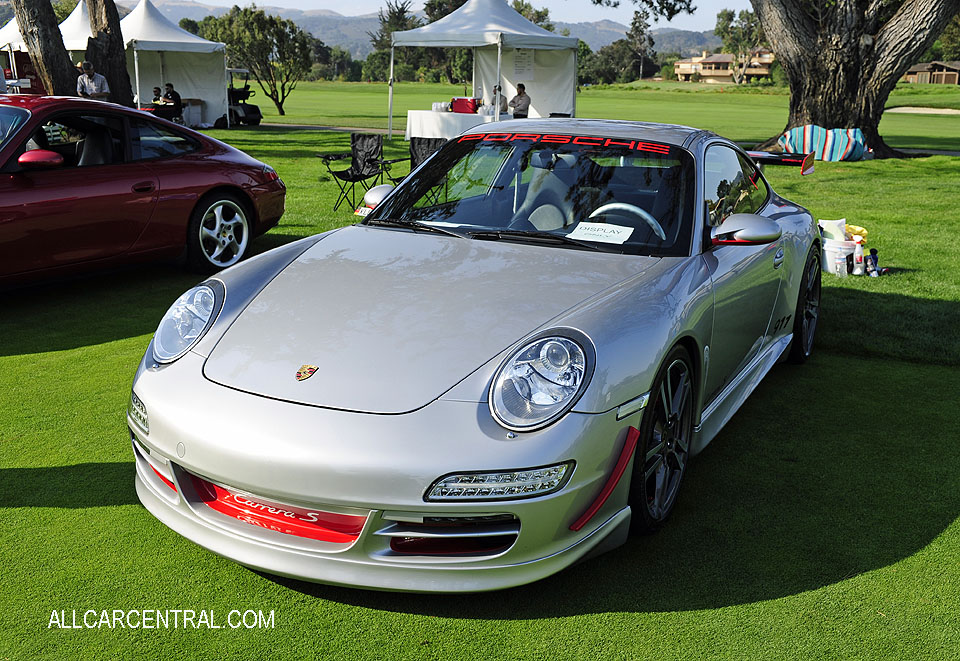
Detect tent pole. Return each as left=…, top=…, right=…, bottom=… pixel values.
left=387, top=46, right=395, bottom=139
left=8, top=45, right=17, bottom=79
left=572, top=47, right=577, bottom=117
left=133, top=48, right=141, bottom=110
left=495, top=37, right=502, bottom=121
left=224, top=51, right=230, bottom=128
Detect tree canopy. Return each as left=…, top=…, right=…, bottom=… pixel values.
left=594, top=0, right=960, bottom=156
left=714, top=9, right=766, bottom=84
left=197, top=6, right=313, bottom=115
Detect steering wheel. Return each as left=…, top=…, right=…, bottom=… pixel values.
left=588, top=203, right=666, bottom=241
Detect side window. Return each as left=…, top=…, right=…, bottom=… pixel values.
left=736, top=154, right=769, bottom=214
left=22, top=113, right=124, bottom=168
left=703, top=145, right=746, bottom=226
left=130, top=119, right=197, bottom=161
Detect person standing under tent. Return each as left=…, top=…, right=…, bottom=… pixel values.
left=508, top=84, right=530, bottom=119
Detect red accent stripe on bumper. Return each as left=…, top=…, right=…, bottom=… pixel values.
left=151, top=465, right=177, bottom=492
left=569, top=426, right=640, bottom=532
left=189, top=475, right=365, bottom=543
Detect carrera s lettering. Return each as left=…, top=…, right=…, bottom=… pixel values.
left=458, top=133, right=671, bottom=154
left=232, top=493, right=330, bottom=524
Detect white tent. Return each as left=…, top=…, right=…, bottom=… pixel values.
left=120, top=0, right=227, bottom=126
left=389, top=0, right=578, bottom=137
left=59, top=0, right=94, bottom=53
left=0, top=17, right=24, bottom=50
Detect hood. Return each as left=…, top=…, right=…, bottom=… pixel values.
left=203, top=225, right=657, bottom=413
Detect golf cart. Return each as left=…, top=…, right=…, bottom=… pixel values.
left=227, top=68, right=262, bottom=126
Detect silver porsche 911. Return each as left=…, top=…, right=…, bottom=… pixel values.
left=128, top=119, right=820, bottom=592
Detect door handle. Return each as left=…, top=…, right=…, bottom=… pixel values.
left=132, top=181, right=155, bottom=193
left=773, top=247, right=785, bottom=269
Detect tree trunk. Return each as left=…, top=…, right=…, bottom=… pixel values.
left=87, top=0, right=133, bottom=106
left=10, top=0, right=77, bottom=95
left=751, top=0, right=960, bottom=157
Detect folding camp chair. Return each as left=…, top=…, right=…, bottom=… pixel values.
left=381, top=137, right=445, bottom=186
left=319, top=133, right=384, bottom=211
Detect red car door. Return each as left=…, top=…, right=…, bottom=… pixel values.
left=0, top=111, right=158, bottom=277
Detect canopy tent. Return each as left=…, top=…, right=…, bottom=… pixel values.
left=120, top=0, right=227, bottom=126
left=389, top=0, right=577, bottom=137
left=0, top=17, right=23, bottom=50
left=59, top=0, right=93, bottom=53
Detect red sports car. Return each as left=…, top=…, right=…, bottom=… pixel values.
left=0, top=96, right=285, bottom=285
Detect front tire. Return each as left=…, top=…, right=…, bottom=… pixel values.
left=186, top=193, right=251, bottom=273
left=787, top=248, right=821, bottom=364
left=629, top=345, right=694, bottom=534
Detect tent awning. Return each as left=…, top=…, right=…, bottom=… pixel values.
left=121, top=0, right=224, bottom=53
left=59, top=0, right=93, bottom=51
left=392, top=0, right=577, bottom=50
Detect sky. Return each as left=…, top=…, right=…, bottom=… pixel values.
left=199, top=0, right=754, bottom=32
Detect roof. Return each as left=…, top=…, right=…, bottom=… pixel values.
left=460, top=118, right=705, bottom=147
left=701, top=54, right=735, bottom=63
left=0, top=95, right=149, bottom=112
left=931, top=60, right=960, bottom=71
left=907, top=62, right=935, bottom=73
left=120, top=0, right=224, bottom=53
left=392, top=0, right=576, bottom=50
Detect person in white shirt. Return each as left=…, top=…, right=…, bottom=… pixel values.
left=77, top=61, right=110, bottom=100
left=508, top=83, right=531, bottom=119
left=492, top=85, right=507, bottom=113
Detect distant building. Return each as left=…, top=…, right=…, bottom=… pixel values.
left=902, top=61, right=959, bottom=84
left=674, top=48, right=775, bottom=84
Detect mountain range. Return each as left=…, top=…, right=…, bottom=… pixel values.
left=0, top=0, right=720, bottom=61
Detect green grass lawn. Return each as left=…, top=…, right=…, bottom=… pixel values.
left=2, top=120, right=959, bottom=658
left=258, top=80, right=960, bottom=151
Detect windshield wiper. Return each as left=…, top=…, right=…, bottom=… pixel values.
left=468, top=228, right=618, bottom=253
left=365, top=217, right=468, bottom=239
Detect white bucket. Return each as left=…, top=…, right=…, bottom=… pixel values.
left=822, top=238, right=855, bottom=276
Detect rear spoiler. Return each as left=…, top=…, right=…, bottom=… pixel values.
left=747, top=151, right=815, bottom=176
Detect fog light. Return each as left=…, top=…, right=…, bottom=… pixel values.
left=426, top=463, right=572, bottom=501
left=128, top=391, right=149, bottom=433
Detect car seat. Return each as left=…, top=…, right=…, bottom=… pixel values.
left=78, top=129, right=113, bottom=167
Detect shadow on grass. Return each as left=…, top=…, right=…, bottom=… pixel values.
left=0, top=232, right=311, bottom=356
left=0, top=462, right=138, bottom=508
left=265, top=340, right=960, bottom=614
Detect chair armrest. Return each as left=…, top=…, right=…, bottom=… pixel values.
left=379, top=157, right=410, bottom=166
left=318, top=152, right=350, bottom=164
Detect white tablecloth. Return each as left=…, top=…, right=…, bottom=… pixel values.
left=405, top=110, right=513, bottom=140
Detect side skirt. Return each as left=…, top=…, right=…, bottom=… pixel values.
left=691, top=333, right=792, bottom=455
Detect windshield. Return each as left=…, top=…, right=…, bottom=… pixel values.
left=368, top=131, right=696, bottom=256
left=0, top=107, right=29, bottom=152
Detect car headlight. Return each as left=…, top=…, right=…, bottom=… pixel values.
left=152, top=281, right=224, bottom=363
left=489, top=332, right=594, bottom=431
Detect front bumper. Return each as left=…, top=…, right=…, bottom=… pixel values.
left=129, top=352, right=639, bottom=592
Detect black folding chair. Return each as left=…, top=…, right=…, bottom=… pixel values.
left=319, top=133, right=384, bottom=211
left=382, top=137, right=445, bottom=186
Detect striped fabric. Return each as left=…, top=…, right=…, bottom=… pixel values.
left=778, top=125, right=867, bottom=161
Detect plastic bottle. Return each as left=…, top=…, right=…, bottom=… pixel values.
left=852, top=236, right=865, bottom=275
left=834, top=251, right=847, bottom=278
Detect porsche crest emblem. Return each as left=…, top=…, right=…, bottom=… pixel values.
left=296, top=365, right=319, bottom=381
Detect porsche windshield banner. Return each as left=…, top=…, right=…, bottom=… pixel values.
left=458, top=132, right=672, bottom=155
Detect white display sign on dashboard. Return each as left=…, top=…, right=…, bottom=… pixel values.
left=567, top=223, right=634, bottom=244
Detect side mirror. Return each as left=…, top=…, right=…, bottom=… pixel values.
left=19, top=149, right=64, bottom=170
left=711, top=213, right=782, bottom=246
left=355, top=184, right=394, bottom=217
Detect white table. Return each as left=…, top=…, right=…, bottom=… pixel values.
left=405, top=110, right=513, bottom=140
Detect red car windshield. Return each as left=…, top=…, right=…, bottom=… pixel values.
left=369, top=132, right=696, bottom=256
left=0, top=107, right=29, bottom=152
